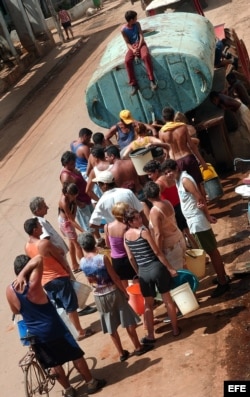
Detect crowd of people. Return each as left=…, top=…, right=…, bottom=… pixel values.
left=8, top=8, right=250, bottom=397
left=6, top=102, right=233, bottom=396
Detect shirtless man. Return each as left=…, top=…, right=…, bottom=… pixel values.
left=104, top=145, right=144, bottom=198
left=159, top=107, right=207, bottom=193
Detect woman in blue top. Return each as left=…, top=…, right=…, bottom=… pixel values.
left=124, top=208, right=181, bottom=343
left=78, top=232, right=153, bottom=362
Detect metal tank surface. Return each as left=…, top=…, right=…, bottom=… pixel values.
left=85, top=12, right=215, bottom=128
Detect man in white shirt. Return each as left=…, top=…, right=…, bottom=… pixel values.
left=29, top=197, right=68, bottom=253
left=89, top=170, right=146, bottom=235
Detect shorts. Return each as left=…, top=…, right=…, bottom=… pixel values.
left=112, top=256, right=136, bottom=280
left=138, top=260, right=172, bottom=297
left=94, top=289, right=140, bottom=334
left=192, top=228, right=217, bottom=254
left=62, top=21, right=71, bottom=30
left=33, top=332, right=83, bottom=369
left=176, top=154, right=203, bottom=186
left=58, top=216, right=77, bottom=240
left=44, top=277, right=78, bottom=313
left=174, top=203, right=188, bottom=231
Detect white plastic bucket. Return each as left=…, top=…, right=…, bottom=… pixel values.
left=170, top=282, right=199, bottom=315
left=57, top=308, right=79, bottom=340
left=185, top=249, right=206, bottom=278
left=71, top=280, right=91, bottom=308
left=129, top=148, right=153, bottom=175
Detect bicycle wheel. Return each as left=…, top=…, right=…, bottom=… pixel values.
left=24, top=361, right=49, bottom=397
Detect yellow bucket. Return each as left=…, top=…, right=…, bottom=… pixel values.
left=185, top=249, right=206, bottom=278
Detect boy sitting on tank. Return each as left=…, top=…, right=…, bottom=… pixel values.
left=121, top=10, right=157, bottom=96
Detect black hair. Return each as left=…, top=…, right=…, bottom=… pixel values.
left=79, top=128, right=92, bottom=138
left=14, top=255, right=31, bottom=276
left=209, top=91, right=220, bottom=101
left=91, top=146, right=105, bottom=159
left=105, top=145, right=121, bottom=159
left=92, top=132, right=104, bottom=145
left=160, top=159, right=178, bottom=172
left=61, top=151, right=76, bottom=166
left=125, top=10, right=137, bottom=22
left=162, top=107, right=175, bottom=122
left=62, top=182, right=79, bottom=196
left=143, top=159, right=161, bottom=173
left=123, top=208, right=139, bottom=226
left=143, top=181, right=160, bottom=199
left=77, top=232, right=96, bottom=252
left=226, top=72, right=236, bottom=83
left=24, top=218, right=39, bottom=236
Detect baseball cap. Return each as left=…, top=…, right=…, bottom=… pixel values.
left=119, top=109, right=134, bottom=124
left=92, top=170, right=115, bottom=184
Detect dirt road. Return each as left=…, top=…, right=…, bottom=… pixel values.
left=0, top=1, right=249, bottom=396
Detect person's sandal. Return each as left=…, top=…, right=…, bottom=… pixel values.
left=131, top=85, right=139, bottom=96
left=120, top=349, right=130, bottom=362
left=64, top=386, right=76, bottom=397
left=87, top=378, right=107, bottom=395
left=134, top=344, right=153, bottom=356
left=140, top=337, right=156, bottom=344
left=77, top=328, right=94, bottom=341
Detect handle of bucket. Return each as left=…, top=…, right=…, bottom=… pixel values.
left=186, top=251, right=197, bottom=259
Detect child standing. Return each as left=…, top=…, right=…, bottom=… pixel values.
left=58, top=6, right=74, bottom=41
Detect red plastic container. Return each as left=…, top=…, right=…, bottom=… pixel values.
left=126, top=283, right=145, bottom=315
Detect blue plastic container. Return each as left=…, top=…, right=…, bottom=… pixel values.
left=85, top=12, right=215, bottom=128
left=17, top=319, right=30, bottom=346
left=171, top=269, right=199, bottom=292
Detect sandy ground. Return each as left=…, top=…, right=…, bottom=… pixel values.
left=0, top=1, right=250, bottom=396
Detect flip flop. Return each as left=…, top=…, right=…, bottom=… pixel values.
left=134, top=344, right=154, bottom=356
left=140, top=337, right=156, bottom=344
left=120, top=350, right=130, bottom=362
left=77, top=306, right=97, bottom=316
left=73, top=268, right=81, bottom=274
left=77, top=328, right=94, bottom=341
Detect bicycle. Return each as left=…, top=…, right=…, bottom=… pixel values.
left=18, top=335, right=57, bottom=397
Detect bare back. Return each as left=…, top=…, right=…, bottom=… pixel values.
left=111, top=159, right=143, bottom=192
left=159, top=125, right=191, bottom=160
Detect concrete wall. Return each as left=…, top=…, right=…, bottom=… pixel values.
left=46, top=0, right=94, bottom=30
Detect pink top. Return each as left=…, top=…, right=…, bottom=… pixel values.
left=108, top=235, right=127, bottom=258
left=58, top=10, right=70, bottom=24
left=60, top=168, right=91, bottom=205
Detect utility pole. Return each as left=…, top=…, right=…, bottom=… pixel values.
left=45, top=0, right=65, bottom=43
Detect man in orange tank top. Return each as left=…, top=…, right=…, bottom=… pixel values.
left=23, top=218, right=93, bottom=341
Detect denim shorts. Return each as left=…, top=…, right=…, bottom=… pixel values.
left=44, top=277, right=78, bottom=313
